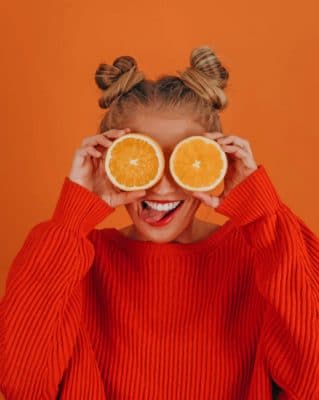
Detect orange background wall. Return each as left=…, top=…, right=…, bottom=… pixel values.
left=1, top=0, right=319, bottom=299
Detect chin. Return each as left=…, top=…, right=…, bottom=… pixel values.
left=134, top=224, right=187, bottom=243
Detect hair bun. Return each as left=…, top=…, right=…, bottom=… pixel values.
left=177, top=45, right=229, bottom=110
left=95, top=55, right=145, bottom=109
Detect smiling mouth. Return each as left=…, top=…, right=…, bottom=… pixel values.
left=141, top=200, right=184, bottom=211
left=139, top=200, right=185, bottom=226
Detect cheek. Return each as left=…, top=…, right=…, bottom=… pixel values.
left=177, top=196, right=201, bottom=218
left=185, top=196, right=201, bottom=213
left=125, top=202, right=140, bottom=218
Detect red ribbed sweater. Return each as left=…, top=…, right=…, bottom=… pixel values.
left=1, top=164, right=319, bottom=399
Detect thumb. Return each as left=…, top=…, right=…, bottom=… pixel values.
left=192, top=192, right=221, bottom=208
left=209, top=196, right=221, bottom=208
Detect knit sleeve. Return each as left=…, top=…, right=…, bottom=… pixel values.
left=0, top=177, right=114, bottom=399
left=215, top=164, right=319, bottom=399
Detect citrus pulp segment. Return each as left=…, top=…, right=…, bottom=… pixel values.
left=169, top=135, right=228, bottom=191
left=104, top=133, right=165, bottom=191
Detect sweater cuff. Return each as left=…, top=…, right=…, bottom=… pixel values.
left=215, top=164, right=283, bottom=226
left=51, top=176, right=115, bottom=236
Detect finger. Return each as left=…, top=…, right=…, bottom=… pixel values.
left=101, top=127, right=131, bottom=138
left=95, top=127, right=131, bottom=159
left=242, top=140, right=253, bottom=157
left=82, top=131, right=126, bottom=157
left=87, top=146, right=102, bottom=158
left=216, top=136, right=234, bottom=144
left=95, top=135, right=113, bottom=147
left=219, top=144, right=249, bottom=160
left=81, top=128, right=130, bottom=148
left=72, top=146, right=101, bottom=170
left=203, top=132, right=225, bottom=140
left=76, top=146, right=102, bottom=157
left=86, top=138, right=113, bottom=156
left=192, top=192, right=221, bottom=208
left=217, top=136, right=253, bottom=156
left=77, top=146, right=102, bottom=158
left=219, top=144, right=257, bottom=169
left=96, top=129, right=130, bottom=156
left=72, top=149, right=87, bottom=168
left=92, top=135, right=113, bottom=154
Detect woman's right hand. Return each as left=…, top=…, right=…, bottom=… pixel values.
left=68, top=127, right=146, bottom=208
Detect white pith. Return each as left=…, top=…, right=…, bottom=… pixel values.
left=143, top=201, right=182, bottom=212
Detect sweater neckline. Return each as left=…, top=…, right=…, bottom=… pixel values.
left=104, top=218, right=236, bottom=256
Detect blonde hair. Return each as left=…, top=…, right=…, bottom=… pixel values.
left=94, top=45, right=230, bottom=133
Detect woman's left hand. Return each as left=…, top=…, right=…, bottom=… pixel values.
left=192, top=132, right=258, bottom=208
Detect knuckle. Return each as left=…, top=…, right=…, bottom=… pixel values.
left=101, top=131, right=113, bottom=138
left=207, top=132, right=223, bottom=137
left=81, top=137, right=90, bottom=145
left=105, top=129, right=120, bottom=134
left=98, top=135, right=111, bottom=145
left=106, top=194, right=113, bottom=207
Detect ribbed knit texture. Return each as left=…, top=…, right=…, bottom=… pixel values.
left=1, top=164, right=318, bottom=399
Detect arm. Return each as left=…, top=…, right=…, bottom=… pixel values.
left=0, top=177, right=114, bottom=399
left=215, top=164, right=319, bottom=399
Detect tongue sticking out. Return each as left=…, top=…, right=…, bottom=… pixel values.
left=140, top=206, right=168, bottom=223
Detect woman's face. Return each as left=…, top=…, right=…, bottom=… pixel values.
left=123, top=109, right=210, bottom=243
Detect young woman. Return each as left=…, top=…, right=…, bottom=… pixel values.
left=1, top=46, right=318, bottom=399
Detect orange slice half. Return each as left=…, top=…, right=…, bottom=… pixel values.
left=169, top=135, right=228, bottom=191
left=104, top=133, right=165, bottom=191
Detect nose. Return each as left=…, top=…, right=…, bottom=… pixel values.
left=150, top=173, right=177, bottom=195
left=148, top=152, right=178, bottom=196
